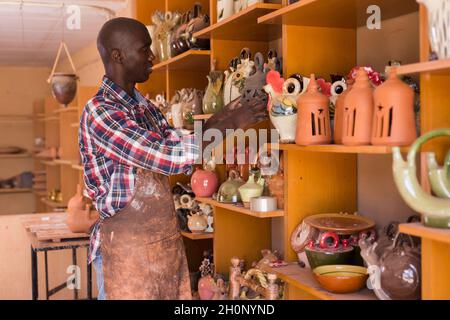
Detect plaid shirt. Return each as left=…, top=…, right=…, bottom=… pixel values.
left=79, top=76, right=199, bottom=263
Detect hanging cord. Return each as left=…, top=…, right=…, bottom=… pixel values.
left=20, top=0, right=25, bottom=48
left=47, top=41, right=77, bottom=83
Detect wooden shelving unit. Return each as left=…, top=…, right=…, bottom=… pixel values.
left=400, top=223, right=450, bottom=245
left=261, top=263, right=376, bottom=300
left=0, top=115, right=33, bottom=123
left=132, top=0, right=450, bottom=300
left=193, top=114, right=213, bottom=121
left=0, top=153, right=31, bottom=159
left=265, top=143, right=409, bottom=155
left=181, top=231, right=214, bottom=240
left=152, top=50, right=211, bottom=72
left=196, top=197, right=284, bottom=218
left=194, top=2, right=282, bottom=41
left=40, top=198, right=66, bottom=209
left=396, top=59, right=450, bottom=76
left=258, top=0, right=418, bottom=27
left=53, top=106, right=78, bottom=114
left=0, top=188, right=32, bottom=194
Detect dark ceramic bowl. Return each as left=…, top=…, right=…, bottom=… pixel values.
left=305, top=246, right=354, bottom=269
left=313, top=265, right=368, bottom=294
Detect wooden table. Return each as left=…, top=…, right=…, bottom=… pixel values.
left=22, top=213, right=92, bottom=300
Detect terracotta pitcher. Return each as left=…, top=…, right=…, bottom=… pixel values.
left=342, top=68, right=374, bottom=146
left=295, top=74, right=331, bottom=145
left=371, top=68, right=417, bottom=146
left=333, top=82, right=353, bottom=144
left=66, top=184, right=99, bottom=233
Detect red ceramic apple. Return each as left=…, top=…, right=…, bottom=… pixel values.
left=191, top=167, right=219, bottom=197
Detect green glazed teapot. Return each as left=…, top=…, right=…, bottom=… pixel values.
left=392, top=128, right=450, bottom=228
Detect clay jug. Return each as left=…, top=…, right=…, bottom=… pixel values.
left=333, top=82, right=352, bottom=144
left=371, top=68, right=417, bottom=146
left=66, top=185, right=99, bottom=233
left=342, top=68, right=374, bottom=145
left=203, top=70, right=224, bottom=114
left=198, top=275, right=216, bottom=300
left=191, top=167, right=219, bottom=198
left=238, top=168, right=265, bottom=208
left=187, top=212, right=208, bottom=233
left=295, top=74, right=332, bottom=145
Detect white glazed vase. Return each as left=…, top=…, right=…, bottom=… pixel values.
left=217, top=0, right=234, bottom=22
left=270, top=113, right=298, bottom=143
left=417, top=0, right=450, bottom=59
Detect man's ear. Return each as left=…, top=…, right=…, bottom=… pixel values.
left=111, top=48, right=123, bottom=64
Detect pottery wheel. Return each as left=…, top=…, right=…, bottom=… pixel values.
left=304, top=213, right=375, bottom=235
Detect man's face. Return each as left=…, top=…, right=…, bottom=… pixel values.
left=122, top=28, right=155, bottom=83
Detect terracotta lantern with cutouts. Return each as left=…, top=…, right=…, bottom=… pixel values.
left=333, top=81, right=353, bottom=144
left=371, top=68, right=417, bottom=146
left=342, top=68, right=374, bottom=146
left=295, top=74, right=332, bottom=145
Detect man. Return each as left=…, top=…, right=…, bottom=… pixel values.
left=79, top=17, right=267, bottom=300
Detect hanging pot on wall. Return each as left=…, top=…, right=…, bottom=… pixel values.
left=47, top=41, right=79, bottom=107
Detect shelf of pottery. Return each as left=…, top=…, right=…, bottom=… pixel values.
left=0, top=113, right=34, bottom=215
left=136, top=0, right=450, bottom=300
left=32, top=87, right=97, bottom=213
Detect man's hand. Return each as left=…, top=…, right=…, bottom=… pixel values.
left=203, top=96, right=269, bottom=135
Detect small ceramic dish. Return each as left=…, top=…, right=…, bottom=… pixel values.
left=250, top=196, right=277, bottom=212
left=313, top=265, right=368, bottom=294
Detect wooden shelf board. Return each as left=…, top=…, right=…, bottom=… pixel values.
left=44, top=116, right=59, bottom=122
left=71, top=164, right=83, bottom=171
left=193, top=114, right=213, bottom=120
left=53, top=159, right=77, bottom=166
left=53, top=106, right=78, bottom=114
left=261, top=263, right=377, bottom=300
left=399, top=222, right=450, bottom=245
left=40, top=198, right=66, bottom=209
left=265, top=143, right=409, bottom=154
left=0, top=188, right=32, bottom=194
left=0, top=153, right=32, bottom=159
left=0, top=115, right=33, bottom=122
left=258, top=0, right=418, bottom=28
left=181, top=231, right=214, bottom=240
left=152, top=50, right=211, bottom=72
left=41, top=160, right=61, bottom=166
left=194, top=3, right=282, bottom=41
left=70, top=122, right=79, bottom=128
left=196, top=197, right=284, bottom=218
left=33, top=190, right=47, bottom=197
left=396, top=59, right=450, bottom=76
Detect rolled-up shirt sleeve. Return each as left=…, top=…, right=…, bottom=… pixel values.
left=88, top=104, right=199, bottom=175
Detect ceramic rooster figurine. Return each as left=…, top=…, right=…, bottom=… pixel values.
left=66, top=184, right=99, bottom=233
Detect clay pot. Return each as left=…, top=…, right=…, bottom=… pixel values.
left=66, top=185, right=99, bottom=233
left=267, top=172, right=284, bottom=209
left=295, top=74, right=332, bottom=145
left=198, top=275, right=216, bottom=300
left=379, top=234, right=421, bottom=300
left=371, top=68, right=417, bottom=146
left=342, top=68, right=374, bottom=145
left=187, top=212, right=207, bottom=233
left=50, top=73, right=78, bottom=106
left=191, top=167, right=219, bottom=197
left=305, top=245, right=354, bottom=269
left=333, top=83, right=352, bottom=144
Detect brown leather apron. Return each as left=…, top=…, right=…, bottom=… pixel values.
left=100, top=169, right=191, bottom=299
